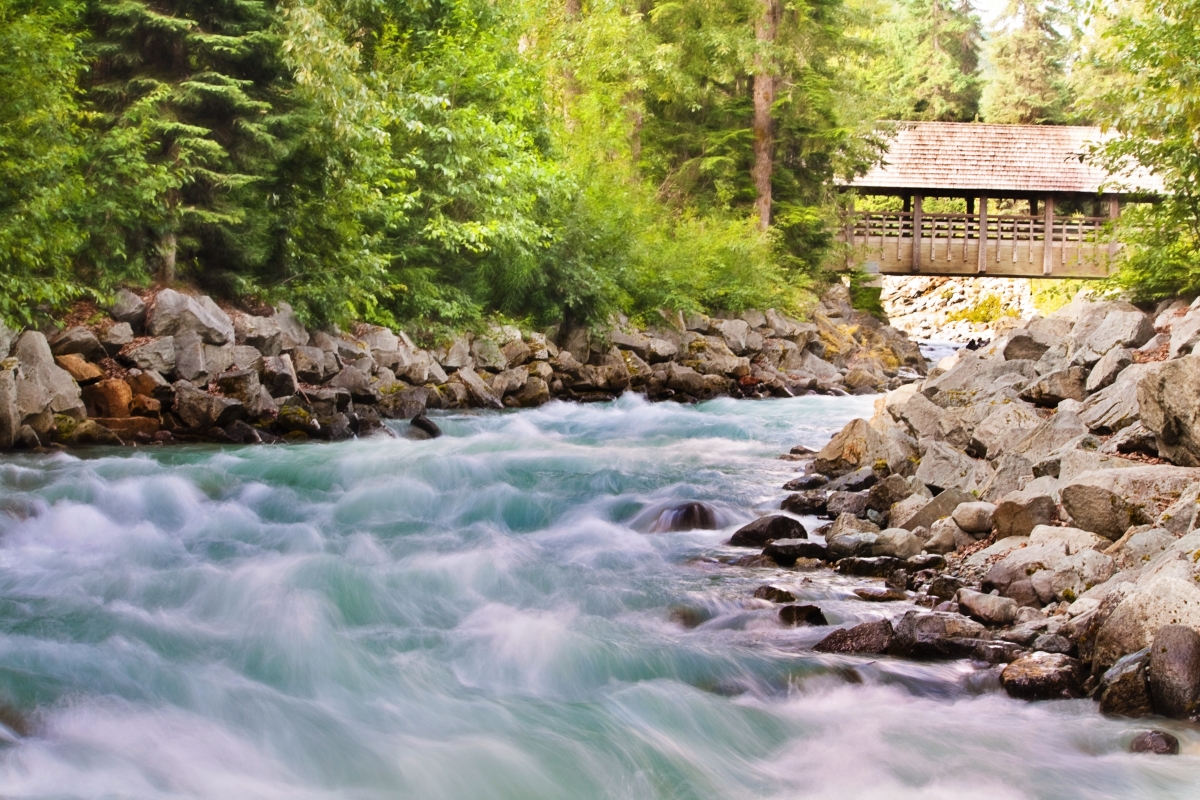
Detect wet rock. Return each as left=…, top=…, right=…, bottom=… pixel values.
left=261, top=355, right=299, bottom=398
left=649, top=502, right=718, bottom=533
left=63, top=418, right=123, bottom=446
left=763, top=539, right=828, bottom=565
left=1061, top=466, right=1200, bottom=539
left=1032, top=634, right=1073, bottom=654
left=993, top=489, right=1057, bottom=538
left=729, top=515, right=807, bottom=547
left=456, top=368, right=503, bottom=409
left=872, top=527, right=922, bottom=559
left=813, top=619, right=894, bottom=654
left=1130, top=730, right=1180, bottom=755
left=54, top=354, right=103, bottom=385
left=1020, top=367, right=1087, bottom=407
left=14, top=331, right=86, bottom=422
left=1000, top=652, right=1082, bottom=700
left=825, top=466, right=879, bottom=492
left=854, top=587, right=907, bottom=602
left=784, top=474, right=828, bottom=491
left=957, top=588, right=1018, bottom=625
left=110, top=289, right=147, bottom=329
left=0, top=365, right=17, bottom=449
left=827, top=491, right=869, bottom=519
left=779, top=604, right=828, bottom=627
left=888, top=610, right=987, bottom=659
left=952, top=501, right=996, bottom=535
left=410, top=413, right=442, bottom=439
left=754, top=585, right=796, bottom=603
left=148, top=289, right=234, bottom=345
left=1098, top=648, right=1153, bottom=717
left=928, top=575, right=964, bottom=602
left=50, top=326, right=105, bottom=362
left=781, top=490, right=828, bottom=516
left=1148, top=624, right=1200, bottom=719
left=825, top=514, right=881, bottom=560
left=835, top=556, right=908, bottom=578
left=814, top=418, right=887, bottom=477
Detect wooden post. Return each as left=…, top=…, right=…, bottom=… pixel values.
left=966, top=196, right=975, bottom=215
left=844, top=197, right=855, bottom=269
left=912, top=194, right=923, bottom=272
left=1042, top=195, right=1055, bottom=275
left=1107, top=194, right=1120, bottom=259
left=977, top=195, right=988, bottom=274
left=903, top=195, right=912, bottom=213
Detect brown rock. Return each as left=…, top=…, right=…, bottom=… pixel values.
left=82, top=379, right=132, bottom=419
left=813, top=619, right=894, bottom=654
left=1001, top=652, right=1082, bottom=700
left=94, top=417, right=160, bottom=439
left=130, top=394, right=161, bottom=417
left=54, top=354, right=104, bottom=385
left=814, top=418, right=886, bottom=477
left=779, top=604, right=828, bottom=627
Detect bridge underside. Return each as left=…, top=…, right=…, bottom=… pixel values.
left=841, top=210, right=1116, bottom=279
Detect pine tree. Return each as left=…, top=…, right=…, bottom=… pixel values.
left=981, top=0, right=1069, bottom=124
left=884, top=0, right=983, bottom=121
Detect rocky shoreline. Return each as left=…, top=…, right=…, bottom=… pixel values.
left=0, top=285, right=924, bottom=450
left=721, top=294, right=1200, bottom=753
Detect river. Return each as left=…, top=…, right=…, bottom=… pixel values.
left=0, top=395, right=1195, bottom=799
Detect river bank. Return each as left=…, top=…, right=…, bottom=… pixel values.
left=0, top=284, right=923, bottom=450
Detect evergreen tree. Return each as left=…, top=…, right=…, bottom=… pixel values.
left=883, top=0, right=983, bottom=121
left=981, top=0, right=1069, bottom=123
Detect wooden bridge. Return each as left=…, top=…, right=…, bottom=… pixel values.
left=838, top=123, right=1161, bottom=279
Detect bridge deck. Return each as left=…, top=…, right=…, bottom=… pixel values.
left=842, top=211, right=1118, bottom=278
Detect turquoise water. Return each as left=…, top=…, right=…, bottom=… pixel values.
left=0, top=394, right=1195, bottom=799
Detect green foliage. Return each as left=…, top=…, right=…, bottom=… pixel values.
left=981, top=0, right=1070, bottom=124
left=945, top=294, right=1018, bottom=323
left=1030, top=278, right=1087, bottom=313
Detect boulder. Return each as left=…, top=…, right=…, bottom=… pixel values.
left=0, top=364, right=18, bottom=449
left=173, top=332, right=207, bottom=383
left=172, top=380, right=246, bottom=430
left=1004, top=333, right=1051, bottom=362
left=888, top=610, right=987, bottom=659
left=754, top=585, right=797, bottom=603
left=1086, top=347, right=1133, bottom=394
left=781, top=490, right=828, bottom=516
left=763, top=538, right=828, bottom=565
left=729, top=515, right=807, bottom=547
left=1001, top=652, right=1082, bottom=699
left=1129, top=730, right=1180, bottom=755
left=971, top=399, right=1043, bottom=459
left=952, top=501, right=996, bottom=534
left=97, top=416, right=159, bottom=440
left=82, top=379, right=132, bottom=419
left=1061, top=466, right=1200, bottom=540
left=1011, top=410, right=1089, bottom=464
left=512, top=377, right=551, bottom=407
left=109, top=289, right=147, bottom=329
left=455, top=368, right=503, bottom=409
left=814, top=418, right=887, bottom=477
left=1021, top=367, right=1088, bottom=407
left=261, top=355, right=299, bottom=398
left=148, top=289, right=234, bottom=345
left=824, top=513, right=881, bottom=560
left=779, top=605, right=828, bottom=627
left=1072, top=303, right=1155, bottom=360
left=62, top=418, right=123, bottom=446
left=914, top=440, right=987, bottom=492
left=291, top=346, right=326, bottom=384
left=273, top=303, right=310, bottom=351
left=13, top=331, right=86, bottom=422
left=813, top=619, right=894, bottom=654
left=99, top=322, right=134, bottom=355
left=233, top=314, right=282, bottom=356
left=922, top=353, right=1037, bottom=409
left=992, top=489, right=1057, bottom=538
left=1110, top=527, right=1177, bottom=571
left=979, top=453, right=1035, bottom=503
left=866, top=473, right=924, bottom=513
left=1080, top=362, right=1163, bottom=434
left=922, top=517, right=965, bottom=554
left=827, top=490, right=868, bottom=519
left=1098, top=648, right=1153, bottom=717
left=123, top=337, right=176, bottom=374
left=957, top=588, right=1018, bottom=626
left=894, top=488, right=972, bottom=532
left=215, top=370, right=267, bottom=417
left=1169, top=309, right=1200, bottom=358
left=50, top=327, right=105, bottom=362
left=127, top=369, right=172, bottom=402
left=1147, top=624, right=1200, bottom=719
left=54, top=354, right=103, bottom=385
left=983, top=541, right=1068, bottom=596
left=872, top=527, right=923, bottom=559
left=648, top=502, right=718, bottom=532
left=1138, top=355, right=1200, bottom=466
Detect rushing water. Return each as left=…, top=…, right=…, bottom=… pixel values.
left=0, top=395, right=1196, bottom=799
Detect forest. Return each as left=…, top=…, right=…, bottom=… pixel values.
left=1, top=0, right=1198, bottom=332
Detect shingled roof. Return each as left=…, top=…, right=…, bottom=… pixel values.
left=847, top=122, right=1163, bottom=195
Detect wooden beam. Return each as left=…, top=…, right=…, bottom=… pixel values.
left=912, top=194, right=923, bottom=272
left=1042, top=196, right=1055, bottom=276
left=977, top=195, right=988, bottom=274
left=1107, top=194, right=1120, bottom=260
left=966, top=196, right=975, bottom=215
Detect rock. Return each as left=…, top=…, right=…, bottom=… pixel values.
left=1029, top=524, right=1108, bottom=554
left=824, top=513, right=881, bottom=560
left=1138, top=355, right=1200, bottom=466
left=172, top=380, right=246, bottom=430
left=291, top=346, right=326, bottom=384
left=512, top=376, right=551, bottom=407
left=0, top=365, right=18, bottom=449
left=1080, top=362, right=1162, bottom=434
left=957, top=588, right=1018, bottom=625
left=126, top=369, right=172, bottom=401
left=781, top=490, right=828, bottom=516
left=1130, top=730, right=1180, bottom=755
left=888, top=610, right=987, bottom=659
left=813, top=619, right=894, bottom=654
left=96, top=416, right=159, bottom=440
left=854, top=587, right=907, bottom=602
left=327, top=363, right=377, bottom=403
left=50, top=327, right=105, bottom=362
left=410, top=413, right=442, bottom=439
left=1098, top=648, right=1153, bottom=717
left=82, top=379, right=132, bottom=418
left=754, top=585, right=796, bottom=603
left=993, top=489, right=1057, bottom=538
left=1004, top=333, right=1051, bottom=362
left=971, top=399, right=1043, bottom=459
left=814, top=418, right=886, bottom=477
left=983, top=542, right=1068, bottom=596
left=729, top=515, right=807, bottom=547
left=866, top=474, right=919, bottom=513
left=663, top=362, right=706, bottom=397
left=763, top=538, right=828, bottom=564
left=148, top=289, right=234, bottom=345
left=1110, top=527, right=1177, bottom=571
left=63, top=418, right=123, bottom=446
left=915, top=440, right=987, bottom=492
left=1169, top=309, right=1200, bottom=358
left=779, top=604, right=828, bottom=626
left=928, top=575, right=964, bottom=602
left=215, top=369, right=267, bottom=417
left=827, top=491, right=869, bottom=519
left=110, top=289, right=147, bottom=329
left=1148, top=624, right=1200, bottom=719
left=233, top=314, right=282, bottom=356
left=1001, top=652, right=1082, bottom=699
left=123, top=337, right=176, bottom=374
left=784, top=474, right=829, bottom=491
left=1074, top=303, right=1155, bottom=359
left=1021, top=367, right=1088, bottom=406
left=711, top=319, right=753, bottom=354
left=1159, top=483, right=1200, bottom=536
left=54, top=354, right=103, bottom=385
left=1061, top=466, right=1200, bottom=539
left=272, top=303, right=309, bottom=351
left=173, top=332, right=207, bottom=383
left=649, top=502, right=718, bottom=532
left=894, top=488, right=972, bottom=532
left=13, top=331, right=86, bottom=422
left=952, top=501, right=996, bottom=534
left=99, top=323, right=134, bottom=355
left=872, top=527, right=922, bottom=559
left=470, top=338, right=507, bottom=372
left=922, top=353, right=1037, bottom=409
left=1086, top=347, right=1133, bottom=394
left=261, top=355, right=298, bottom=398
left=1012, top=410, right=1089, bottom=464
left=835, top=556, right=908, bottom=577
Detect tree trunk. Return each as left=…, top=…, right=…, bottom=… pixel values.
left=752, top=0, right=778, bottom=231
left=563, top=0, right=582, bottom=130
left=159, top=231, right=177, bottom=285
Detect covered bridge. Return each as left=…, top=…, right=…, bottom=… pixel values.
left=840, top=122, right=1162, bottom=278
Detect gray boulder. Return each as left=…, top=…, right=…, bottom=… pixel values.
left=814, top=418, right=886, bottom=477
left=1086, top=347, right=1133, bottom=394
left=13, top=331, right=85, bottom=423
left=1061, top=466, right=1200, bottom=539
left=813, top=619, right=894, bottom=654
left=1020, top=367, right=1088, bottom=407
left=273, top=303, right=310, bottom=351
left=1098, top=648, right=1153, bottom=717
left=1169, top=308, right=1200, bottom=358
left=99, top=322, right=134, bottom=355
left=1147, top=625, right=1200, bottom=719
left=1080, top=362, right=1163, bottom=434
left=148, top=289, right=234, bottom=345
left=50, top=327, right=105, bottom=362
left=1004, top=332, right=1051, bottom=362
left=1072, top=303, right=1155, bottom=360
left=262, top=355, right=299, bottom=397
left=1011, top=410, right=1089, bottom=464
left=993, top=489, right=1057, bottom=538
left=173, top=332, right=207, bottom=383
left=0, top=362, right=18, bottom=449
left=456, top=368, right=503, bottom=409
left=1138, top=355, right=1200, bottom=466
left=234, top=314, right=283, bottom=356
left=172, top=380, right=245, bottom=430
left=971, top=399, right=1042, bottom=459
left=957, top=588, right=1018, bottom=625
left=824, top=513, right=881, bottom=560
left=109, top=289, right=147, bottom=329
left=894, top=488, right=972, bottom=532
left=915, top=439, right=988, bottom=492
left=827, top=490, right=868, bottom=519
left=872, top=527, right=922, bottom=559
left=952, top=501, right=996, bottom=534
left=888, top=610, right=987, bottom=659
left=922, top=517, right=966, bottom=554
left=729, top=515, right=807, bottom=547
left=979, top=453, right=1035, bottom=502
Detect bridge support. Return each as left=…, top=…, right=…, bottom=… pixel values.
left=977, top=195, right=988, bottom=274
left=1042, top=196, right=1055, bottom=275
left=911, top=194, right=923, bottom=273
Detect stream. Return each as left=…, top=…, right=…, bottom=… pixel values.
left=0, top=394, right=1196, bottom=799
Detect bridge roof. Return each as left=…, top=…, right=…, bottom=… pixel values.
left=847, top=122, right=1163, bottom=196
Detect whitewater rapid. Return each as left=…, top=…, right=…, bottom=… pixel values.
left=0, top=395, right=1195, bottom=799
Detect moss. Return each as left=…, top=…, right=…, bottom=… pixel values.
left=53, top=414, right=78, bottom=442
left=282, top=430, right=309, bottom=442
left=1061, top=588, right=1077, bottom=602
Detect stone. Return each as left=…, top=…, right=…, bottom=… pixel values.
left=888, top=610, right=987, bottom=659
left=922, top=353, right=1037, bottom=409
left=866, top=474, right=918, bottom=513
left=1061, top=466, right=1200, bottom=539
left=291, top=346, right=326, bottom=384
left=711, top=319, right=753, bottom=354
left=1098, top=648, right=1153, bottom=717
left=825, top=467, right=879, bottom=492
left=979, top=453, right=1035, bottom=502
left=215, top=369, right=267, bottom=417
left=983, top=542, right=1068, bottom=596
left=971, top=399, right=1043, bottom=459
left=123, top=337, right=176, bottom=374
left=1130, top=731, right=1180, bottom=755
left=729, top=515, right=807, bottom=547
left=1080, top=362, right=1163, bottom=434
left=273, top=303, right=310, bottom=351
left=327, top=365, right=378, bottom=404
left=96, top=416, right=159, bottom=439
left=1110, top=528, right=1176, bottom=571
left=13, top=331, right=86, bottom=422
left=953, top=501, right=996, bottom=534
left=992, top=489, right=1057, bottom=538
left=1021, top=367, right=1088, bottom=407
left=50, top=327, right=105, bottom=362
left=512, top=377, right=551, bottom=407
left=109, top=289, right=147, bottom=329
left=1138, top=355, right=1200, bottom=466
left=1086, top=347, right=1133, bottom=394
left=813, top=619, right=894, bottom=654
left=82, top=379, right=132, bottom=418
left=754, top=585, right=796, bottom=603
left=915, top=440, right=986, bottom=492
left=835, top=556, right=908, bottom=577
left=827, top=491, right=869, bottom=519
left=1012, top=411, right=1090, bottom=464
left=763, top=539, right=828, bottom=564
left=928, top=575, right=965, bottom=602
left=957, top=588, right=1018, bottom=625
left=173, top=332, right=207, bottom=383
left=781, top=490, right=828, bottom=515
left=470, top=338, right=507, bottom=372
left=126, top=369, right=172, bottom=401
left=814, top=418, right=886, bottom=477
left=98, top=322, right=135, bottom=356
left=54, top=354, right=103, bottom=385
left=1004, top=333, right=1051, bottom=362
left=1169, top=309, right=1200, bottom=359
left=1028, top=524, right=1108, bottom=554
left=456, top=368, right=503, bottom=409
left=648, top=502, right=717, bottom=532
left=785, top=474, right=829, bottom=492
left=1147, top=624, right=1200, bottom=719
left=872, top=527, right=923, bottom=559
left=172, top=380, right=246, bottom=430
left=824, top=513, right=881, bottom=560
left=64, top=419, right=123, bottom=446
left=233, top=314, right=282, bottom=356
left=779, top=604, right=828, bottom=627
left=0, top=365, right=17, bottom=449
left=1001, top=652, right=1082, bottom=700
left=130, top=394, right=161, bottom=417
left=261, top=355, right=299, bottom=398
left=1073, top=303, right=1155, bottom=359
left=854, top=587, right=907, bottom=602
left=894, top=488, right=972, bottom=532
left=148, top=289, right=234, bottom=345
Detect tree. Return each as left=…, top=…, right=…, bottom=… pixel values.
left=752, top=0, right=779, bottom=230
left=981, top=0, right=1069, bottom=123
left=881, top=0, right=983, bottom=121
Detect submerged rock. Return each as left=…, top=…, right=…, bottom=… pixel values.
left=779, top=604, right=828, bottom=627
left=813, top=619, right=894, bottom=654
left=648, top=502, right=718, bottom=533
left=729, top=515, right=807, bottom=547
left=754, top=585, right=796, bottom=603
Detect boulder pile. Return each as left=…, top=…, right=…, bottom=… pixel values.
left=0, top=284, right=924, bottom=449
